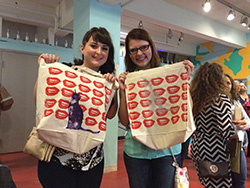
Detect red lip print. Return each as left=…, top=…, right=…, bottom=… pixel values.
left=181, top=103, right=188, bottom=112
left=105, top=86, right=111, bottom=95
left=153, top=88, right=165, bottom=96
left=79, top=104, right=87, bottom=112
left=127, top=92, right=137, bottom=101
left=181, top=113, right=188, bottom=122
left=44, top=99, right=57, bottom=108
left=44, top=109, right=54, bottom=117
left=165, top=75, right=178, bottom=83
left=99, top=121, right=106, bottom=131
left=170, top=106, right=180, bottom=115
left=181, top=92, right=188, bottom=100
left=143, top=119, right=155, bottom=127
left=93, top=81, right=104, bottom=89
left=171, top=115, right=180, bottom=124
left=65, top=70, right=78, bottom=79
left=102, top=112, right=106, bottom=121
left=181, top=83, right=188, bottom=91
left=105, top=95, right=109, bottom=105
left=78, top=84, right=91, bottom=93
left=55, top=109, right=68, bottom=119
left=142, top=110, right=154, bottom=118
left=63, top=80, right=76, bottom=88
left=168, top=95, right=180, bottom=104
left=140, top=99, right=152, bottom=107
left=46, top=87, right=60, bottom=96
left=127, top=83, right=136, bottom=91
left=58, top=99, right=70, bottom=109
left=88, top=107, right=101, bottom=117
left=85, top=117, right=97, bottom=126
left=127, top=101, right=139, bottom=110
left=180, top=72, right=188, bottom=80
left=91, top=97, right=103, bottom=106
left=151, top=77, right=164, bottom=86
left=80, top=76, right=91, bottom=84
left=131, top=121, right=142, bottom=129
left=47, top=77, right=61, bottom=85
left=93, top=89, right=104, bottom=97
left=155, top=108, right=168, bottom=116
left=129, top=111, right=140, bottom=120
left=154, top=97, right=167, bottom=105
left=167, top=86, right=180, bottom=94
left=61, top=88, right=74, bottom=97
left=137, top=79, right=149, bottom=88
left=79, top=93, right=90, bottom=102
left=157, top=117, right=170, bottom=126
left=138, top=90, right=151, bottom=98
left=48, top=67, right=63, bottom=75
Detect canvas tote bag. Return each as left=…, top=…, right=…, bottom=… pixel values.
left=36, top=59, right=118, bottom=154
left=125, top=62, right=195, bottom=150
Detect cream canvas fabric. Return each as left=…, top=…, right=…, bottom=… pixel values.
left=36, top=59, right=118, bottom=154
left=125, top=62, right=195, bottom=150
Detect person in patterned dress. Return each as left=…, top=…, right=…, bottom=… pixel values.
left=34, top=27, right=118, bottom=188
left=190, top=62, right=235, bottom=188
left=224, top=74, right=249, bottom=188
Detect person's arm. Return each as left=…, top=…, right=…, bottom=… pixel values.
left=106, top=91, right=118, bottom=119
left=232, top=100, right=250, bottom=130
left=215, top=94, right=235, bottom=139
left=33, top=54, right=60, bottom=104
left=102, top=73, right=118, bottom=119
left=118, top=72, right=129, bottom=126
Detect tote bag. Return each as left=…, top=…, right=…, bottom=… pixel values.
left=36, top=59, right=118, bottom=154
left=125, top=62, right=195, bottom=150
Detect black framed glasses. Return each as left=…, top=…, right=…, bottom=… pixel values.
left=129, top=44, right=150, bottom=55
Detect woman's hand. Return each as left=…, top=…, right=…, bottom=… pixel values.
left=102, top=73, right=117, bottom=83
left=118, top=72, right=128, bottom=90
left=233, top=117, right=248, bottom=130
left=183, top=60, right=194, bottom=80
left=38, top=53, right=60, bottom=65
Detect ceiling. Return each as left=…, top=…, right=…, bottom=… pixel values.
left=165, top=0, right=250, bottom=33
left=0, top=0, right=249, bottom=50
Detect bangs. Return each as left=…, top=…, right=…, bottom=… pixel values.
left=92, top=32, right=112, bottom=47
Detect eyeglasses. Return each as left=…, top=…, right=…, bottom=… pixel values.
left=129, top=44, right=150, bottom=55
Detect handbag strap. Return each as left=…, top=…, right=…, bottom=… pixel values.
left=169, top=147, right=180, bottom=168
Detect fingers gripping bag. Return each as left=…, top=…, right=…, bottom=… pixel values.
left=36, top=59, right=118, bottom=154
left=125, top=62, right=195, bottom=150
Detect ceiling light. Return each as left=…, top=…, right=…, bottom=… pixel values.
left=227, top=9, right=235, bottom=21
left=167, top=29, right=173, bottom=39
left=248, top=24, right=250, bottom=30
left=138, top=20, right=144, bottom=29
left=202, top=0, right=211, bottom=12
left=178, top=32, right=184, bottom=42
left=240, top=15, right=248, bottom=27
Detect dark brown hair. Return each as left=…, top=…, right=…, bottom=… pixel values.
left=225, top=73, right=239, bottom=102
left=74, top=27, right=115, bottom=74
left=124, top=28, right=161, bottom=72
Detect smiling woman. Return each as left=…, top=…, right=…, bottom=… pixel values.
left=33, top=27, right=118, bottom=188
left=118, top=28, right=194, bottom=188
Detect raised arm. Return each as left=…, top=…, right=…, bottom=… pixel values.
left=118, top=72, right=129, bottom=126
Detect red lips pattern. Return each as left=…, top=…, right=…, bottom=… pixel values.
left=126, top=69, right=188, bottom=129
left=42, top=65, right=112, bottom=132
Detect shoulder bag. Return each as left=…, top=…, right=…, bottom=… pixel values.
left=23, top=127, right=55, bottom=162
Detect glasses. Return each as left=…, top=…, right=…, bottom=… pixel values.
left=129, top=44, right=150, bottom=55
